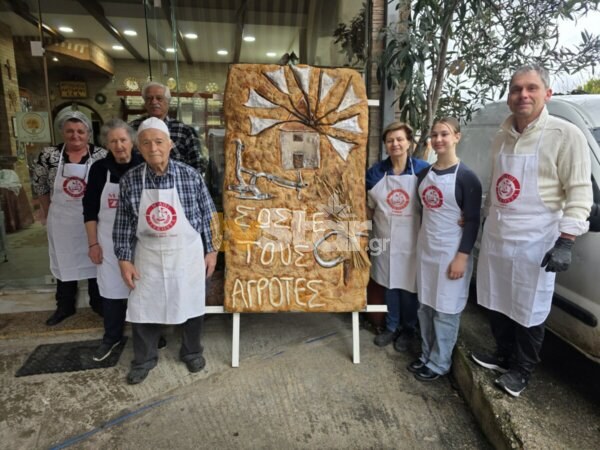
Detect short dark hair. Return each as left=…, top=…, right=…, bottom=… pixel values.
left=382, top=121, right=414, bottom=143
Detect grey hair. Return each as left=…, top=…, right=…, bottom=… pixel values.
left=141, top=81, right=171, bottom=100
left=100, top=118, right=136, bottom=147
left=58, top=110, right=92, bottom=133
left=510, top=64, right=551, bottom=89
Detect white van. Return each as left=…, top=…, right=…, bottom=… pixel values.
left=460, top=94, right=600, bottom=363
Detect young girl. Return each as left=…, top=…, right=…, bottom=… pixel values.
left=410, top=117, right=482, bottom=381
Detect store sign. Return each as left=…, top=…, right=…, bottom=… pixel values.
left=59, top=81, right=88, bottom=98
left=223, top=64, right=370, bottom=313
left=15, top=112, right=51, bottom=143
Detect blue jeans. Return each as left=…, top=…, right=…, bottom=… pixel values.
left=384, top=288, right=418, bottom=333
left=417, top=304, right=461, bottom=375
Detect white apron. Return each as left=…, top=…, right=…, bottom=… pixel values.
left=417, top=163, right=472, bottom=314
left=126, top=164, right=206, bottom=324
left=97, top=171, right=130, bottom=299
left=47, top=145, right=97, bottom=281
left=477, top=121, right=559, bottom=327
left=368, top=163, right=420, bottom=291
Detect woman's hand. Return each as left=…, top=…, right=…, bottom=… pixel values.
left=447, top=252, right=468, bottom=280
left=205, top=251, right=218, bottom=278
left=88, top=244, right=103, bottom=264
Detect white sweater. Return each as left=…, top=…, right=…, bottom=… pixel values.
left=484, top=107, right=592, bottom=236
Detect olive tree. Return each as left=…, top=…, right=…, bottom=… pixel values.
left=378, top=0, right=600, bottom=154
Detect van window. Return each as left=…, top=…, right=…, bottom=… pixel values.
left=592, top=127, right=600, bottom=146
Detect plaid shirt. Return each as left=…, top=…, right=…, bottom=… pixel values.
left=129, top=116, right=208, bottom=175
left=113, top=159, right=221, bottom=261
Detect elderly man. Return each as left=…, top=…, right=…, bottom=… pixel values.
left=129, top=82, right=208, bottom=176
left=114, top=117, right=221, bottom=385
left=472, top=64, right=592, bottom=397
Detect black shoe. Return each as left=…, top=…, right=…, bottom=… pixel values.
left=374, top=329, right=401, bottom=347
left=394, top=330, right=414, bottom=352
left=127, top=367, right=151, bottom=385
left=471, top=351, right=509, bottom=373
left=158, top=336, right=167, bottom=349
left=45, top=309, right=75, bottom=326
left=92, top=341, right=122, bottom=362
left=184, top=356, right=206, bottom=373
left=495, top=370, right=528, bottom=397
left=407, top=359, right=426, bottom=374
left=414, top=366, right=441, bottom=382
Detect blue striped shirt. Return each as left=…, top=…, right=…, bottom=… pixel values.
left=113, top=159, right=220, bottom=261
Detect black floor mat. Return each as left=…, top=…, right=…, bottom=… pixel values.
left=15, top=337, right=128, bottom=377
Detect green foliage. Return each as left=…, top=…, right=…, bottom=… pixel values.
left=333, top=5, right=367, bottom=66
left=378, top=0, right=600, bottom=153
left=579, top=77, right=600, bottom=93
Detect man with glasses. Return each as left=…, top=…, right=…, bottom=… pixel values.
left=130, top=82, right=208, bottom=176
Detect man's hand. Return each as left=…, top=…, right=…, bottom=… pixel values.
left=205, top=251, right=217, bottom=278
left=118, top=260, right=140, bottom=289
left=448, top=252, right=468, bottom=280
left=88, top=244, right=103, bottom=265
left=541, top=237, right=575, bottom=272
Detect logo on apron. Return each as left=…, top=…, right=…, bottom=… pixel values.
left=422, top=185, right=443, bottom=209
left=386, top=188, right=410, bottom=213
left=62, top=177, right=86, bottom=198
left=107, top=193, right=119, bottom=209
left=496, top=173, right=521, bottom=204
left=145, top=201, right=178, bottom=231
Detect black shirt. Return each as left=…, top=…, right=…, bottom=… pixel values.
left=417, top=163, right=482, bottom=254
left=83, top=152, right=144, bottom=222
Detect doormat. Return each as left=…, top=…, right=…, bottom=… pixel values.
left=15, top=337, right=128, bottom=377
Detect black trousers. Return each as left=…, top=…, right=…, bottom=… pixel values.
left=55, top=278, right=103, bottom=315
left=101, top=297, right=127, bottom=345
left=131, top=315, right=204, bottom=370
left=489, top=310, right=545, bottom=377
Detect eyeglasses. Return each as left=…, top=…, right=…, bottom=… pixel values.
left=144, top=95, right=167, bottom=102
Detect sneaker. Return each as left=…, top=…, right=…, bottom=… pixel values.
left=374, top=329, right=401, bottom=347
left=184, top=356, right=206, bottom=373
left=394, top=330, right=414, bottom=352
left=92, top=341, right=122, bottom=362
left=127, top=367, right=151, bottom=385
left=407, top=359, right=426, bottom=374
left=471, top=351, right=509, bottom=373
left=414, top=366, right=441, bottom=382
left=495, top=370, right=528, bottom=397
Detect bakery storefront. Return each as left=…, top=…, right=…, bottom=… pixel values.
left=0, top=0, right=381, bottom=291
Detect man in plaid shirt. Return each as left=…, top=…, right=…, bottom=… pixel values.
left=129, top=82, right=208, bottom=176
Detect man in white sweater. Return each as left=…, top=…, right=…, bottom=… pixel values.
left=472, top=64, right=592, bottom=397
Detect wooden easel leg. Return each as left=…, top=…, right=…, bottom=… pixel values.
left=232, top=313, right=240, bottom=367
left=352, top=311, right=360, bottom=364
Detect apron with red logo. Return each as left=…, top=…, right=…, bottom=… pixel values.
left=368, top=163, right=420, bottom=291
left=126, top=164, right=206, bottom=324
left=417, top=163, right=472, bottom=313
left=47, top=145, right=97, bottom=281
left=97, top=171, right=130, bottom=299
left=477, top=120, right=560, bottom=327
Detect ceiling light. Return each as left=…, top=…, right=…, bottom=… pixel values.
left=184, top=33, right=198, bottom=39
left=59, top=26, right=73, bottom=33
left=112, top=45, right=124, bottom=51
left=166, top=48, right=176, bottom=53
left=123, top=30, right=137, bottom=36
left=243, top=36, right=256, bottom=42
left=266, top=52, right=277, bottom=57
left=52, top=57, right=59, bottom=62
left=217, top=49, right=228, bottom=56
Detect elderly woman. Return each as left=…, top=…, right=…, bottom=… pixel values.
left=366, top=122, right=430, bottom=351
left=83, top=119, right=143, bottom=361
left=32, top=111, right=107, bottom=326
